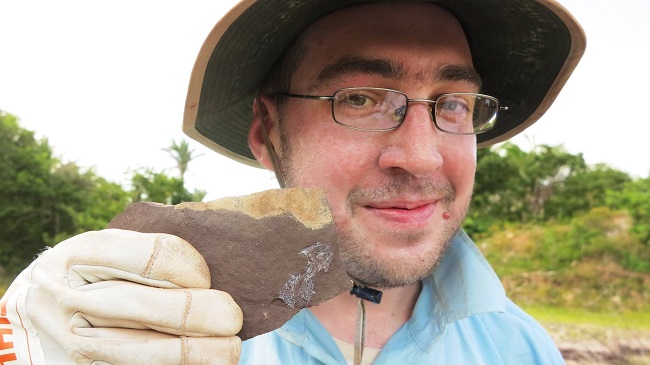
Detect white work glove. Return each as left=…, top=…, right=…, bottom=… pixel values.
left=0, top=229, right=243, bottom=364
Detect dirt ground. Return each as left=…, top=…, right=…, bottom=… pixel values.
left=543, top=322, right=650, bottom=365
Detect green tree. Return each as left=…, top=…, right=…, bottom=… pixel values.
left=465, top=146, right=520, bottom=234
left=130, top=169, right=205, bottom=205
left=467, top=142, right=588, bottom=234
left=0, top=111, right=129, bottom=274
left=163, top=139, right=203, bottom=181
left=0, top=113, right=210, bottom=275
left=56, top=164, right=130, bottom=236
left=606, top=177, right=650, bottom=245
left=544, top=163, right=631, bottom=220
left=0, top=111, right=55, bottom=272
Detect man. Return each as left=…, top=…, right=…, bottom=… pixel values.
left=1, top=1, right=585, bottom=364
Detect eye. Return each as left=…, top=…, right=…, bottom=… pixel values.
left=439, top=98, right=469, bottom=114
left=342, top=92, right=376, bottom=108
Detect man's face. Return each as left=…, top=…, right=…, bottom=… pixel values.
left=273, top=3, right=478, bottom=288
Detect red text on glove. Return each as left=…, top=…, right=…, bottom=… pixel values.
left=0, top=294, right=17, bottom=364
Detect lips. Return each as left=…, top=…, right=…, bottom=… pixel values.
left=363, top=200, right=439, bottom=226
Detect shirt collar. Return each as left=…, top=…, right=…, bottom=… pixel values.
left=277, top=229, right=506, bottom=355
left=431, top=229, right=506, bottom=322
left=403, top=229, right=506, bottom=352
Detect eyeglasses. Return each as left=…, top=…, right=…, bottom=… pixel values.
left=277, top=87, right=507, bottom=135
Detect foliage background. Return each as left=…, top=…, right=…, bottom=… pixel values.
left=1, top=111, right=649, bottom=316
left=467, top=144, right=649, bottom=314
left=0, top=111, right=204, bottom=276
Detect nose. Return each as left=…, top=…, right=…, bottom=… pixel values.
left=377, top=102, right=443, bottom=176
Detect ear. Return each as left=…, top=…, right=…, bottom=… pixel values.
left=249, top=94, right=281, bottom=171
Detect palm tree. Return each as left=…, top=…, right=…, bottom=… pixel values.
left=163, top=139, right=202, bottom=181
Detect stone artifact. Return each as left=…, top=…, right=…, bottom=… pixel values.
left=108, top=188, right=350, bottom=340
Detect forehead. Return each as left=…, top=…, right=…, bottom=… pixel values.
left=292, top=2, right=474, bottom=91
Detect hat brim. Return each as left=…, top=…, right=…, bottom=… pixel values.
left=184, top=0, right=586, bottom=168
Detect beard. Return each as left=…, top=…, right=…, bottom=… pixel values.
left=276, top=123, right=470, bottom=289
left=338, top=176, right=467, bottom=289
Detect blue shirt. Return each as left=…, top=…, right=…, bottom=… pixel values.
left=240, top=230, right=564, bottom=364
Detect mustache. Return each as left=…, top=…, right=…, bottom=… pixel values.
left=347, top=175, right=456, bottom=205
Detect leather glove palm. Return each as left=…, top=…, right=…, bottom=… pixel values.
left=1, top=229, right=242, bottom=364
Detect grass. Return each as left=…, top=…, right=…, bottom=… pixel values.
left=525, top=305, right=650, bottom=330
left=526, top=306, right=650, bottom=364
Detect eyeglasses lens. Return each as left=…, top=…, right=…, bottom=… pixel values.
left=435, top=94, right=497, bottom=134
left=332, top=88, right=497, bottom=134
left=333, top=89, right=406, bottom=131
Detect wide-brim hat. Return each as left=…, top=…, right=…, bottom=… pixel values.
left=183, top=0, right=586, bottom=168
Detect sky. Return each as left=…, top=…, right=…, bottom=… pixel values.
left=1, top=0, right=649, bottom=201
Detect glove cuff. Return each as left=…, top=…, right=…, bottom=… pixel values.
left=1, top=263, right=47, bottom=364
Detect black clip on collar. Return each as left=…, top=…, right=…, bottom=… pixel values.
left=350, top=284, right=383, bottom=304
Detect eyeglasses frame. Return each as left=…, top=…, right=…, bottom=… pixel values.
left=277, top=87, right=508, bottom=135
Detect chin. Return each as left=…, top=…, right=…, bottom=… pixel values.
left=340, top=230, right=454, bottom=289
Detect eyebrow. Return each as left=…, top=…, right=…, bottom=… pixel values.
left=311, top=56, right=482, bottom=91
left=313, top=57, right=405, bottom=87
left=438, top=65, right=483, bottom=90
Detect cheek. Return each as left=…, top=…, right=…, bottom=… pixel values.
left=294, top=140, right=376, bottom=192
left=287, top=137, right=372, bottom=232
left=282, top=110, right=377, bottom=190
left=441, top=137, right=477, bottom=192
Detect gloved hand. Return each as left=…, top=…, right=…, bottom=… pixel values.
left=0, top=229, right=243, bottom=365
